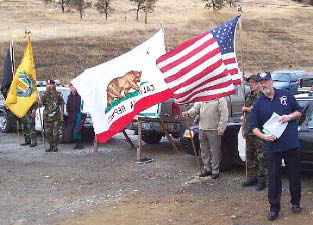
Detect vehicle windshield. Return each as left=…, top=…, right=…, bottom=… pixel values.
left=272, top=73, right=291, bottom=82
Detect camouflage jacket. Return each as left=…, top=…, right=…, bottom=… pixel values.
left=243, top=91, right=259, bottom=136
left=41, top=90, right=64, bottom=122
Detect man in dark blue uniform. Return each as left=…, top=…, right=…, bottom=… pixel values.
left=249, top=72, right=303, bottom=221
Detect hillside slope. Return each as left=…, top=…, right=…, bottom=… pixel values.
left=0, top=0, right=312, bottom=81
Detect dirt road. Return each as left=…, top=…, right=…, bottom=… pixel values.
left=1, top=131, right=313, bottom=225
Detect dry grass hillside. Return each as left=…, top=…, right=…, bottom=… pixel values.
left=0, top=0, right=313, bottom=83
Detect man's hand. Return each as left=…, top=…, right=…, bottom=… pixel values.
left=218, top=131, right=224, bottom=136
left=31, top=109, right=36, bottom=118
left=241, top=127, right=246, bottom=139
left=242, top=106, right=252, bottom=113
left=262, top=134, right=276, bottom=142
left=60, top=115, right=64, bottom=122
left=279, top=114, right=292, bottom=123
left=182, top=111, right=189, bottom=118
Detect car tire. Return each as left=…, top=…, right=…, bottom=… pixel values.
left=0, top=112, right=11, bottom=133
left=180, top=125, right=241, bottom=172
left=141, top=132, right=163, bottom=144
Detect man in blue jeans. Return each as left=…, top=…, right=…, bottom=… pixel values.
left=249, top=71, right=303, bottom=221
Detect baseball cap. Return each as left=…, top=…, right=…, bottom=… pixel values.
left=246, top=74, right=258, bottom=81
left=256, top=72, right=272, bottom=81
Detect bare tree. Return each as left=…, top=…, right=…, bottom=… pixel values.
left=203, top=0, right=225, bottom=10
left=95, top=0, right=114, bottom=21
left=144, top=0, right=157, bottom=24
left=130, top=0, right=145, bottom=21
left=42, top=0, right=69, bottom=13
left=68, top=0, right=92, bottom=20
left=130, top=0, right=157, bottom=22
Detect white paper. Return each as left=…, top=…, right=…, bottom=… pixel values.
left=262, top=112, right=288, bottom=138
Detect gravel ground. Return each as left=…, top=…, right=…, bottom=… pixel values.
left=0, top=131, right=313, bottom=225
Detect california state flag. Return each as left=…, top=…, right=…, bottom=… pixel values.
left=71, top=30, right=172, bottom=143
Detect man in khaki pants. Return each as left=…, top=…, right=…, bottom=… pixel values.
left=182, top=98, right=228, bottom=179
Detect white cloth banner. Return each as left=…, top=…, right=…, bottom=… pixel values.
left=71, top=30, right=172, bottom=143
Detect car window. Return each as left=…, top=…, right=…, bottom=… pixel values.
left=290, top=74, right=297, bottom=82
left=297, top=99, right=313, bottom=127
left=272, top=73, right=291, bottom=82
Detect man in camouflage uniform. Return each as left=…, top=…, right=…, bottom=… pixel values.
left=241, top=74, right=267, bottom=191
left=40, top=80, right=64, bottom=152
left=20, top=102, right=38, bottom=147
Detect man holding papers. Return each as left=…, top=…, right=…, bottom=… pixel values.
left=249, top=71, right=303, bottom=221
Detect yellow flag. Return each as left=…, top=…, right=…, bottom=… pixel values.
left=5, top=38, right=38, bottom=118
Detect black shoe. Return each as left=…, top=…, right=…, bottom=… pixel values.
left=45, top=148, right=53, bottom=152
left=211, top=173, right=219, bottom=179
left=20, top=142, right=31, bottom=146
left=30, top=143, right=37, bottom=147
left=256, top=181, right=266, bottom=191
left=199, top=171, right=212, bottom=177
left=291, top=205, right=301, bottom=213
left=242, top=178, right=258, bottom=187
left=53, top=147, right=58, bottom=152
left=74, top=143, right=84, bottom=150
left=268, top=211, right=279, bottom=221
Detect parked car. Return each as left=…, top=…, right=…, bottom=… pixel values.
left=128, top=85, right=244, bottom=145
left=272, top=70, right=298, bottom=95
left=0, top=83, right=94, bottom=141
left=181, top=92, right=313, bottom=173
left=298, top=73, right=313, bottom=93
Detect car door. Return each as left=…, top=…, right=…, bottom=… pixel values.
left=297, top=100, right=313, bottom=171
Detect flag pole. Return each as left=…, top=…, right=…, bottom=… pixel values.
left=237, top=5, right=248, bottom=181
left=182, top=105, right=202, bottom=173
left=10, top=36, right=20, bottom=146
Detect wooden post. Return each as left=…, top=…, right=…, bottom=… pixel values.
left=159, top=118, right=178, bottom=152
left=93, top=135, right=98, bottom=153
left=184, top=115, right=202, bottom=173
left=38, top=107, right=46, bottom=151
left=237, top=7, right=248, bottom=181
left=122, top=129, right=135, bottom=149
left=16, top=120, right=20, bottom=146
left=137, top=118, right=142, bottom=161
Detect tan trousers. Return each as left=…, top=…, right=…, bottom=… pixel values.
left=199, top=129, right=221, bottom=174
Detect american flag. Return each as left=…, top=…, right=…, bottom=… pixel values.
left=156, top=16, right=241, bottom=104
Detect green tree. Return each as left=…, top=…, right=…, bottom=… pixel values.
left=68, top=0, right=92, bottom=20
left=95, top=0, right=114, bottom=21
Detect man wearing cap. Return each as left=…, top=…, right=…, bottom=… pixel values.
left=241, top=74, right=267, bottom=191
left=249, top=71, right=303, bottom=221
left=40, top=80, right=64, bottom=152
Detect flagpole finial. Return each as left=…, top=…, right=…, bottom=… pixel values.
left=159, top=22, right=164, bottom=31
left=237, top=5, right=242, bottom=15
left=25, top=30, right=31, bottom=36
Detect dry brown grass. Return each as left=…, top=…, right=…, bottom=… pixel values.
left=0, top=0, right=313, bottom=83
